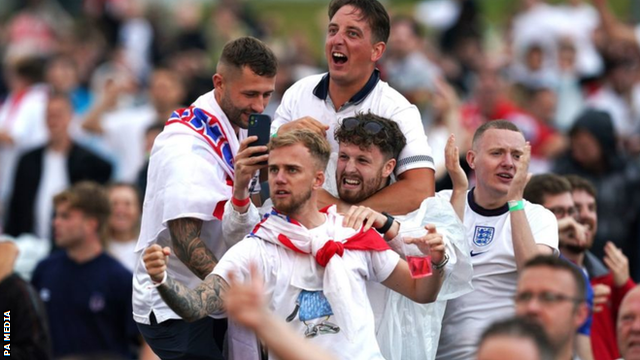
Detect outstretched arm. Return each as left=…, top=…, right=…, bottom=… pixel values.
left=381, top=224, right=446, bottom=303
left=168, top=217, right=218, bottom=280
left=143, top=245, right=228, bottom=322
left=342, top=208, right=445, bottom=303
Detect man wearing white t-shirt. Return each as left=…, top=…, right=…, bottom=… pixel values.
left=132, top=37, right=277, bottom=360
left=436, top=120, right=559, bottom=360
left=142, top=130, right=447, bottom=360
left=272, top=0, right=435, bottom=215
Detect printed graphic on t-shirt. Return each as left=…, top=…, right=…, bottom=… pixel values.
left=286, top=290, right=340, bottom=338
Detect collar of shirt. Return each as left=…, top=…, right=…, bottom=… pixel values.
left=312, top=69, right=381, bottom=111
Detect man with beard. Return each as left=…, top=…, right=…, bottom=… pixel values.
left=142, top=129, right=447, bottom=360
left=515, top=255, right=590, bottom=360
left=565, top=175, right=636, bottom=360
left=131, top=36, right=278, bottom=359
left=332, top=112, right=472, bottom=360
left=272, top=0, right=436, bottom=215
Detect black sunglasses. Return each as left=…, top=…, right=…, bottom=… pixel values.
left=341, top=117, right=384, bottom=135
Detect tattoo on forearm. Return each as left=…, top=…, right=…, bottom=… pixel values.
left=169, top=218, right=218, bottom=279
left=158, top=274, right=228, bottom=322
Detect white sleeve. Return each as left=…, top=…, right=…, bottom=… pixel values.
left=221, top=201, right=261, bottom=248
left=211, top=238, right=260, bottom=315
left=526, top=203, right=560, bottom=253
left=391, top=104, right=435, bottom=174
left=368, top=249, right=400, bottom=283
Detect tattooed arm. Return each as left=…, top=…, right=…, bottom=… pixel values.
left=168, top=217, right=217, bottom=280
left=158, top=274, right=228, bottom=322
left=143, top=244, right=228, bottom=322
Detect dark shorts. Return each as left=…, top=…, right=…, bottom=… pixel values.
left=137, top=312, right=226, bottom=360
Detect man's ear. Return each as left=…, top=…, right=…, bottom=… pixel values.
left=382, top=158, right=396, bottom=178
left=313, top=170, right=326, bottom=190
left=83, top=215, right=99, bottom=235
left=212, top=73, right=224, bottom=90
left=371, top=41, right=386, bottom=62
left=466, top=150, right=476, bottom=170
left=574, top=302, right=590, bottom=330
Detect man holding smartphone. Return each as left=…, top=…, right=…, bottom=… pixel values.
left=131, top=36, right=277, bottom=360
left=272, top=0, right=436, bottom=216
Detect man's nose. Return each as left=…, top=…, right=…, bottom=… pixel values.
left=344, top=159, right=357, bottom=172
left=251, top=97, right=265, bottom=114
left=500, top=154, right=515, bottom=168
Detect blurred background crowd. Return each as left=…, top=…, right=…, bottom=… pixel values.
left=2, top=0, right=640, bottom=357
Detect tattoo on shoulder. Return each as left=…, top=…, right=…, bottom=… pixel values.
left=168, top=218, right=217, bottom=279
left=158, top=274, right=229, bottom=322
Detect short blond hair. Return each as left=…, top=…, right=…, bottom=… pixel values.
left=268, top=129, right=331, bottom=170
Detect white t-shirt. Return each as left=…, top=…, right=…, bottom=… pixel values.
left=436, top=189, right=558, bottom=360
left=273, top=71, right=435, bottom=179
left=213, top=223, right=400, bottom=360
left=35, top=149, right=69, bottom=240
left=102, top=104, right=157, bottom=182
left=108, top=239, right=137, bottom=272
left=0, top=85, right=48, bottom=206
left=133, top=90, right=245, bottom=324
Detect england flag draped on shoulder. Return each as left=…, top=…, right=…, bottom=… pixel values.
left=135, top=90, right=246, bottom=252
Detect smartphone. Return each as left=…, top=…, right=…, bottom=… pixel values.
left=247, top=113, right=271, bottom=165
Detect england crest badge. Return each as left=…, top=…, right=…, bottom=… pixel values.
left=473, top=226, right=495, bottom=247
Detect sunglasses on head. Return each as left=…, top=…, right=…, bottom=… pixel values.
left=341, top=117, right=384, bottom=135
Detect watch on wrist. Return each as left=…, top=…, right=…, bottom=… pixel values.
left=375, top=212, right=395, bottom=234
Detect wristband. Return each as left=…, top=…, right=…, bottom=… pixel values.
left=508, top=200, right=525, bottom=212
left=432, top=253, right=450, bottom=270
left=231, top=196, right=251, bottom=207
left=375, top=212, right=395, bottom=234
left=147, top=272, right=167, bottom=289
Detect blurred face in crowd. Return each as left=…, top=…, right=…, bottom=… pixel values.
left=387, top=20, right=418, bottom=59
left=572, top=189, right=597, bottom=245
left=336, top=142, right=393, bottom=204
left=214, top=65, right=275, bottom=131
left=570, top=130, right=602, bottom=169
left=149, top=69, right=185, bottom=109
left=467, top=129, right=526, bottom=202
left=542, top=192, right=575, bottom=221
left=268, top=143, right=324, bottom=216
left=46, top=96, right=73, bottom=142
left=108, top=186, right=141, bottom=237
left=618, top=287, right=640, bottom=360
left=325, top=5, right=385, bottom=87
left=474, top=70, right=502, bottom=117
left=515, top=266, right=588, bottom=353
left=477, top=335, right=542, bottom=360
left=46, top=57, right=78, bottom=92
left=54, top=201, right=93, bottom=249
left=529, top=89, right=557, bottom=124
left=609, top=61, right=638, bottom=95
